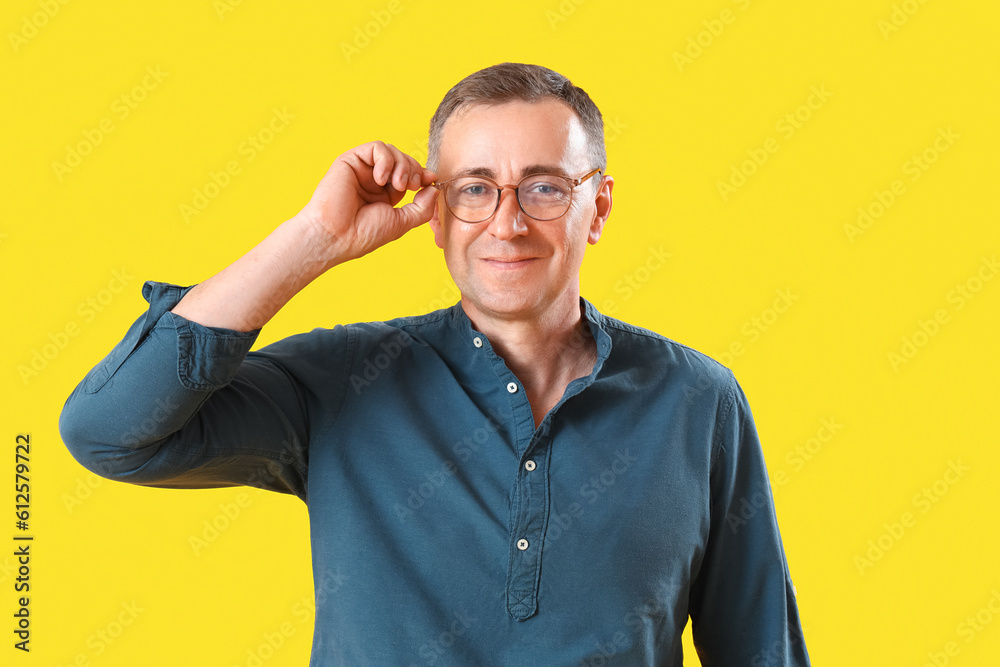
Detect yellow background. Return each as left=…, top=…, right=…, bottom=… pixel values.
left=3, top=0, right=999, bottom=664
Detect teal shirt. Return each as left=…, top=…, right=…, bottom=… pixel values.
left=60, top=280, right=809, bottom=666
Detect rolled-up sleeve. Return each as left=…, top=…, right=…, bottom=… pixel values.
left=688, top=373, right=810, bottom=666
left=59, top=280, right=309, bottom=500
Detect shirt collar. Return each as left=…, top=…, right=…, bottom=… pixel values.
left=445, top=297, right=614, bottom=382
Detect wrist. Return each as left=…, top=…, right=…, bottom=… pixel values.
left=283, top=213, right=347, bottom=274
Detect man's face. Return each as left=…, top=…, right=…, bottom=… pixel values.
left=429, top=99, right=613, bottom=324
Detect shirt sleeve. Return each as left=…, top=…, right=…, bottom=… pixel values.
left=687, top=372, right=810, bottom=666
left=58, top=280, right=310, bottom=501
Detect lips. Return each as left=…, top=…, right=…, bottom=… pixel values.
left=480, top=257, right=538, bottom=270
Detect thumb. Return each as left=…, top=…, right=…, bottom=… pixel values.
left=395, top=185, right=438, bottom=230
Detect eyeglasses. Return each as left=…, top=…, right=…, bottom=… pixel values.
left=431, top=168, right=602, bottom=223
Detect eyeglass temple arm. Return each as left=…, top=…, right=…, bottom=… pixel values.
left=572, top=168, right=603, bottom=186
left=431, top=168, right=603, bottom=189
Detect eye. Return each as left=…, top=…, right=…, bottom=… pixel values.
left=523, top=179, right=569, bottom=197
left=457, top=181, right=493, bottom=196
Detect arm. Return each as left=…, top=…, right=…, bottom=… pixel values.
left=688, top=374, right=810, bottom=666
left=170, top=141, right=439, bottom=331
left=58, top=142, right=438, bottom=497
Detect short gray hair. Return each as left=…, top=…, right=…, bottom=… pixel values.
left=427, top=62, right=606, bottom=174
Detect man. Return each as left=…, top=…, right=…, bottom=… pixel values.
left=60, top=63, right=810, bottom=665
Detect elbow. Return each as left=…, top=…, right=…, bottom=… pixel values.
left=58, top=400, right=118, bottom=480
left=58, top=392, right=95, bottom=464
left=58, top=395, right=159, bottom=481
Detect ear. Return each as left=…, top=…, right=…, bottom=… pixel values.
left=587, top=175, right=614, bottom=245
left=428, top=199, right=445, bottom=249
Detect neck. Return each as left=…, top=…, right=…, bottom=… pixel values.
left=461, top=289, right=598, bottom=425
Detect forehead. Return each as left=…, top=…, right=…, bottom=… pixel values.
left=437, top=99, right=589, bottom=176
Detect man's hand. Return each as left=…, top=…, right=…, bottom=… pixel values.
left=169, top=141, right=438, bottom=332
left=297, top=141, right=438, bottom=263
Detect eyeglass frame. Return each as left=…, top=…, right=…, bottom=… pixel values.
left=430, top=167, right=604, bottom=223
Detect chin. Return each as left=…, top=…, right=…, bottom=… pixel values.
left=463, top=286, right=545, bottom=319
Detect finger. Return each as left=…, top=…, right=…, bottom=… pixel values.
left=384, top=145, right=429, bottom=192
left=357, top=141, right=427, bottom=192
left=385, top=144, right=417, bottom=192
left=402, top=153, right=430, bottom=190
left=370, top=141, right=394, bottom=187
left=396, top=185, right=439, bottom=230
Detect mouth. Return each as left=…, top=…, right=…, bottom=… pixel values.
left=480, top=257, right=538, bottom=270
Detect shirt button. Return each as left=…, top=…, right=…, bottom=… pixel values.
left=517, top=538, right=529, bottom=551
left=524, top=460, right=536, bottom=471
left=507, top=382, right=518, bottom=393
left=473, top=336, right=483, bottom=348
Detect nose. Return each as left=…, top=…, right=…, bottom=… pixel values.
left=487, top=187, right=528, bottom=241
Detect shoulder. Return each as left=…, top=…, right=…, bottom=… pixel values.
left=243, top=308, right=458, bottom=404
left=593, top=307, right=736, bottom=396
left=256, top=306, right=455, bottom=352
left=347, top=306, right=456, bottom=351
left=588, top=307, right=739, bottom=416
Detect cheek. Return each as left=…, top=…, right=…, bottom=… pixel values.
left=565, top=200, right=595, bottom=242
left=559, top=217, right=591, bottom=256
left=441, top=222, right=480, bottom=262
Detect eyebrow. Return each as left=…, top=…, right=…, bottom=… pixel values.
left=457, top=164, right=571, bottom=180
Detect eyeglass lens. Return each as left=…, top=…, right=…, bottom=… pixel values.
left=444, top=175, right=573, bottom=223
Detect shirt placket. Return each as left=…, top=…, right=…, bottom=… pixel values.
left=471, top=331, right=554, bottom=621
left=505, top=421, right=552, bottom=620
left=466, top=311, right=611, bottom=622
